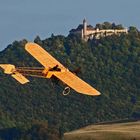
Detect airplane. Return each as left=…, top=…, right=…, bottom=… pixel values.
left=0, top=42, right=101, bottom=96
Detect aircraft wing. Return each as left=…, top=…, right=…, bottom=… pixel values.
left=54, top=71, right=101, bottom=96
left=25, top=43, right=66, bottom=69
left=0, top=64, right=29, bottom=84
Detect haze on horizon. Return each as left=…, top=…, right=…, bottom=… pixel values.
left=0, top=0, right=140, bottom=51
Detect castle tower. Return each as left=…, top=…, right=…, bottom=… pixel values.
left=83, top=19, right=87, bottom=41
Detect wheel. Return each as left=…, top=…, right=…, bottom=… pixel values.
left=62, top=87, right=70, bottom=96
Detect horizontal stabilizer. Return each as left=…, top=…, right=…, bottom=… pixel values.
left=11, top=72, right=29, bottom=84
left=0, top=64, right=29, bottom=84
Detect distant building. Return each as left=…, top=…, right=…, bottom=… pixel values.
left=69, top=19, right=128, bottom=41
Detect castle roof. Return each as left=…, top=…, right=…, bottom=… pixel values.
left=87, top=25, right=95, bottom=30
left=69, top=24, right=95, bottom=33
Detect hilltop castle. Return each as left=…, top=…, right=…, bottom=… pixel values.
left=69, top=19, right=128, bottom=41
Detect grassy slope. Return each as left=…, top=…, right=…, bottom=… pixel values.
left=64, top=121, right=140, bottom=140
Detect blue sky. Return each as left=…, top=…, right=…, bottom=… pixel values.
left=0, top=0, right=140, bottom=50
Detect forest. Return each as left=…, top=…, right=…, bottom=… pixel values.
left=0, top=23, right=140, bottom=139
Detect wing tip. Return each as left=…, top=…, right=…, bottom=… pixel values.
left=25, top=42, right=36, bottom=50
left=95, top=91, right=101, bottom=96
left=84, top=91, right=101, bottom=96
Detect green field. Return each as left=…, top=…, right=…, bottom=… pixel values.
left=64, top=121, right=140, bottom=140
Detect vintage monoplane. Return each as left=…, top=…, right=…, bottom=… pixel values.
left=0, top=43, right=101, bottom=96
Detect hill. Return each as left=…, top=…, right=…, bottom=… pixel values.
left=0, top=25, right=140, bottom=139
left=64, top=120, right=140, bottom=140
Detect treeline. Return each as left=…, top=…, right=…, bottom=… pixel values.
left=0, top=24, right=139, bottom=139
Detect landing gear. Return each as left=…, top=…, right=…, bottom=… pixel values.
left=62, top=87, right=70, bottom=96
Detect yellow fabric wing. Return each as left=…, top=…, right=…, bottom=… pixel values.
left=54, top=71, right=101, bottom=96
left=25, top=43, right=65, bottom=69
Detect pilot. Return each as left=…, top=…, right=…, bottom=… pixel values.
left=50, top=65, right=61, bottom=71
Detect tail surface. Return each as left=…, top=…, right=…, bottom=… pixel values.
left=0, top=64, right=29, bottom=84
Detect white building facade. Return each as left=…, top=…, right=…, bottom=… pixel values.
left=69, top=19, right=128, bottom=41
